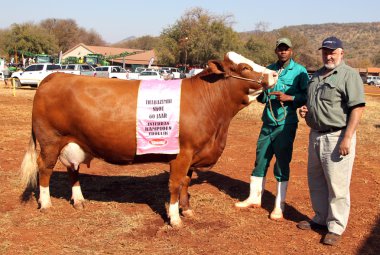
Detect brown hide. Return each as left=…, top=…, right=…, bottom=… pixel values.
left=25, top=55, right=270, bottom=225
left=32, top=58, right=268, bottom=169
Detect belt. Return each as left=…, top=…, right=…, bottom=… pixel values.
left=318, top=126, right=346, bottom=133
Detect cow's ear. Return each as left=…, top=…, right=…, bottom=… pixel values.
left=208, top=60, right=225, bottom=75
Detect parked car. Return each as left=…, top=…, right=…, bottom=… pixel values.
left=61, top=64, right=95, bottom=76
left=186, top=68, right=204, bottom=78
left=366, top=76, right=380, bottom=86
left=11, top=63, right=61, bottom=87
left=134, top=66, right=148, bottom=73
left=94, top=66, right=128, bottom=79
left=159, top=69, right=175, bottom=80
left=138, top=71, right=162, bottom=80
left=160, top=67, right=181, bottom=79
left=128, top=68, right=159, bottom=80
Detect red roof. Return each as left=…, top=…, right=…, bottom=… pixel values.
left=63, top=43, right=155, bottom=65
left=367, top=67, right=380, bottom=73
left=110, top=50, right=155, bottom=65
left=86, top=45, right=144, bottom=56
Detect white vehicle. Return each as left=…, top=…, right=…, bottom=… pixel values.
left=11, top=63, right=61, bottom=87
left=138, top=71, right=163, bottom=80
left=127, top=68, right=157, bottom=80
left=60, top=64, right=95, bottom=76
left=160, top=67, right=181, bottom=79
left=367, top=76, right=380, bottom=86
left=186, top=68, right=204, bottom=78
left=159, top=69, right=174, bottom=80
left=94, top=66, right=128, bottom=80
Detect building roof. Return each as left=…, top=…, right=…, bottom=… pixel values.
left=62, top=43, right=155, bottom=66
left=367, top=67, right=380, bottom=73
left=110, top=50, right=155, bottom=65
left=86, top=45, right=144, bottom=57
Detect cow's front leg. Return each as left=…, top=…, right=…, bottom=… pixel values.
left=180, top=168, right=194, bottom=218
left=168, top=179, right=182, bottom=228
left=168, top=155, right=192, bottom=227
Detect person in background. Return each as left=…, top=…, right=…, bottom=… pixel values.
left=297, top=36, right=365, bottom=245
left=235, top=38, right=309, bottom=220
left=2, top=63, right=10, bottom=87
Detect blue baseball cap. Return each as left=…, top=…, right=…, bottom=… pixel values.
left=319, top=36, right=343, bottom=50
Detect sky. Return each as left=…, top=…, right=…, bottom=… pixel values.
left=1, top=0, right=379, bottom=44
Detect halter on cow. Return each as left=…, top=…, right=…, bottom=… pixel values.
left=20, top=52, right=277, bottom=227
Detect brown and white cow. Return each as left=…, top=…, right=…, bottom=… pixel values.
left=20, top=52, right=277, bottom=227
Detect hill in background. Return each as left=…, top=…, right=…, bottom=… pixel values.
left=114, top=22, right=380, bottom=68
left=242, top=22, right=380, bottom=68
left=284, top=22, right=380, bottom=64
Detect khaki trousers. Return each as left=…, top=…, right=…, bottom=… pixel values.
left=307, top=129, right=356, bottom=235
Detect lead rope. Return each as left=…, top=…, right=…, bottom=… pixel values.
left=266, top=68, right=287, bottom=122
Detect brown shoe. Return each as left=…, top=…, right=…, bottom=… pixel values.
left=296, top=220, right=327, bottom=230
left=323, top=232, right=341, bottom=245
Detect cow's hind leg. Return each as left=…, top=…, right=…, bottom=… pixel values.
left=168, top=154, right=192, bottom=227
left=60, top=143, right=90, bottom=209
left=66, top=167, right=85, bottom=209
left=180, top=168, right=194, bottom=218
left=38, top=145, right=60, bottom=211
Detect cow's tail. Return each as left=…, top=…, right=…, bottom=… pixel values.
left=20, top=130, right=38, bottom=188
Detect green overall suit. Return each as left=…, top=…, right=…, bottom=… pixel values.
left=252, top=59, right=309, bottom=181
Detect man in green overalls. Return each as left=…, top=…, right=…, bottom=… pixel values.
left=235, top=38, right=309, bottom=220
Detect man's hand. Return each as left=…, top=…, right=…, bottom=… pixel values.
left=269, top=91, right=293, bottom=102
left=299, top=105, right=308, bottom=118
left=339, top=137, right=351, bottom=156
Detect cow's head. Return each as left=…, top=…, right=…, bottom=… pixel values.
left=207, top=52, right=277, bottom=88
left=207, top=52, right=277, bottom=102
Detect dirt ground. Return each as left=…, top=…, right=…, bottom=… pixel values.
left=0, top=84, right=379, bottom=255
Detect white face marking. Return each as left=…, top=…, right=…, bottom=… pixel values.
left=227, top=52, right=267, bottom=73
left=226, top=52, right=278, bottom=86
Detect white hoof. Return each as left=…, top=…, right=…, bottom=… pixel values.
left=39, top=200, right=52, bottom=212
left=170, top=218, right=183, bottom=228
left=73, top=200, right=85, bottom=210
left=182, top=209, right=195, bottom=218
left=270, top=207, right=284, bottom=220
left=235, top=200, right=261, bottom=209
left=39, top=186, right=52, bottom=210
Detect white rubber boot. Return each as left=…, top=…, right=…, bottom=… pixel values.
left=270, top=181, right=288, bottom=220
left=235, top=176, right=265, bottom=208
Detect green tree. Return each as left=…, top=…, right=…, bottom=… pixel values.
left=156, top=7, right=244, bottom=67
left=3, top=23, right=58, bottom=60
left=0, top=29, right=8, bottom=57
left=244, top=34, right=276, bottom=66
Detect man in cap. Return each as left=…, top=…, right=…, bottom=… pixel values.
left=235, top=38, right=309, bottom=220
left=297, top=36, right=365, bottom=245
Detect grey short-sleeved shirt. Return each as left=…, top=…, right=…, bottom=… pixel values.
left=305, top=62, right=365, bottom=131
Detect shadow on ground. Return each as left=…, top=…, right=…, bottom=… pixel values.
left=193, top=170, right=309, bottom=223
left=20, top=169, right=310, bottom=224
left=357, top=215, right=380, bottom=255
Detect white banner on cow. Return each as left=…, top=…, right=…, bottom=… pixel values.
left=136, top=79, right=181, bottom=155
